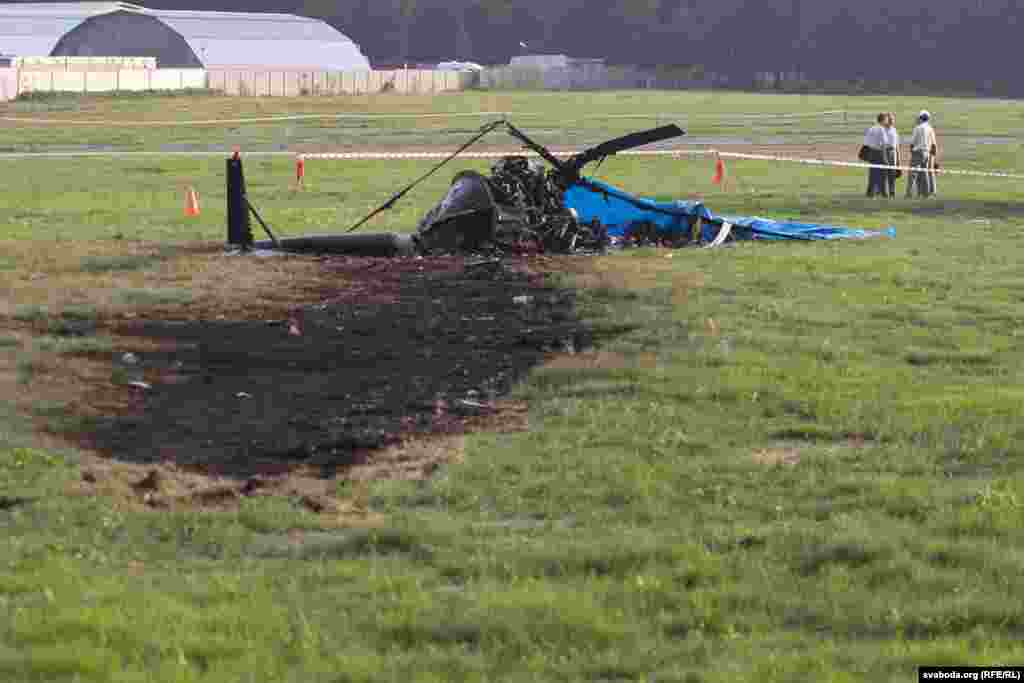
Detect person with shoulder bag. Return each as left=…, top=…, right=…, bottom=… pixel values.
left=862, top=113, right=888, bottom=198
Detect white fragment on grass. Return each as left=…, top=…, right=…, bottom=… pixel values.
left=456, top=399, right=488, bottom=410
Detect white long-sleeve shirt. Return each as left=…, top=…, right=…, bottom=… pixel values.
left=863, top=124, right=886, bottom=150
left=882, top=126, right=899, bottom=148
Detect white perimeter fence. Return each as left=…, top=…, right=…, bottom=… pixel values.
left=0, top=68, right=478, bottom=101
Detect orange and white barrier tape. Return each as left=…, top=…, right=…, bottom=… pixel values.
left=0, top=145, right=1020, bottom=181
left=673, top=149, right=1024, bottom=180
left=298, top=148, right=1024, bottom=180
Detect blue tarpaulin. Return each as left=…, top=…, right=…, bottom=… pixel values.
left=563, top=178, right=896, bottom=244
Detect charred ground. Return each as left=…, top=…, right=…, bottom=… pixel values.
left=73, top=254, right=608, bottom=481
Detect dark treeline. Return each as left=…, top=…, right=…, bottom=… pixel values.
left=6, top=0, right=1022, bottom=91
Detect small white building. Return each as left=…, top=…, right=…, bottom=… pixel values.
left=510, top=55, right=605, bottom=69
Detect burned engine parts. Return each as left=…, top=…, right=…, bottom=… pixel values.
left=225, top=119, right=686, bottom=257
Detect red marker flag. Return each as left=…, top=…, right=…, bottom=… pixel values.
left=295, top=156, right=305, bottom=185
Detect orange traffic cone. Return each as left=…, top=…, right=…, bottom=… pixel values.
left=184, top=186, right=200, bottom=217
left=294, top=156, right=305, bottom=190
left=711, top=154, right=727, bottom=186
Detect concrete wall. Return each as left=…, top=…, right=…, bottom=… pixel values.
left=207, top=68, right=476, bottom=96
left=510, top=55, right=570, bottom=68
left=478, top=65, right=720, bottom=91
left=480, top=65, right=621, bottom=90
left=15, top=68, right=206, bottom=95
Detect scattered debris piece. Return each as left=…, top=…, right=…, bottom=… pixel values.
left=513, top=295, right=534, bottom=305
left=299, top=495, right=325, bottom=513
left=189, top=485, right=240, bottom=505
left=456, top=399, right=488, bottom=410
left=133, top=469, right=162, bottom=492
left=241, top=477, right=267, bottom=495
left=121, top=352, right=139, bottom=365
left=0, top=496, right=35, bottom=511
left=128, top=381, right=151, bottom=390
left=236, top=392, right=253, bottom=399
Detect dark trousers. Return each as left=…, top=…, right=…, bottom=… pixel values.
left=865, top=149, right=886, bottom=197
left=882, top=147, right=897, bottom=197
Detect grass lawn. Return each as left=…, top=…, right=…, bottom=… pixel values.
left=3, top=89, right=1023, bottom=154
left=2, top=91, right=1024, bottom=681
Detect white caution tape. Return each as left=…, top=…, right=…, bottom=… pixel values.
left=672, top=149, right=1024, bottom=180
left=300, top=148, right=1024, bottom=179
left=1, top=145, right=1019, bottom=182
left=0, top=111, right=521, bottom=126
left=300, top=150, right=586, bottom=160
left=0, top=150, right=298, bottom=158
left=298, top=149, right=707, bottom=160
left=0, top=109, right=862, bottom=127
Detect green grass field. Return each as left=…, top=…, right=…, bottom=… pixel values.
left=2, top=90, right=1024, bottom=681
left=4, top=89, right=1024, bottom=154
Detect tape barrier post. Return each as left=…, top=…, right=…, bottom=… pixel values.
left=226, top=149, right=253, bottom=249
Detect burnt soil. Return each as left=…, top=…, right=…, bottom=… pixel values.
left=80, top=255, right=608, bottom=480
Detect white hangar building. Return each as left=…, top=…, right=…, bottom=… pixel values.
left=0, top=2, right=372, bottom=70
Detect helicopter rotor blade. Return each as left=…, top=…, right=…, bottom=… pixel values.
left=567, top=124, right=686, bottom=174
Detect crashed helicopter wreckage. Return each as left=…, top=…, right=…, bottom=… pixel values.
left=226, top=120, right=894, bottom=257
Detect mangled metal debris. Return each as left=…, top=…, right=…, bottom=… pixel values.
left=227, top=120, right=685, bottom=257
left=225, top=119, right=892, bottom=256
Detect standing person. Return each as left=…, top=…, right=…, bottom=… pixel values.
left=863, top=113, right=888, bottom=198
left=881, top=112, right=900, bottom=199
left=928, top=123, right=940, bottom=196
left=906, top=110, right=936, bottom=198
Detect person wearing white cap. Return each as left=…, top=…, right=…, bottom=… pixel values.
left=906, top=110, right=937, bottom=198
